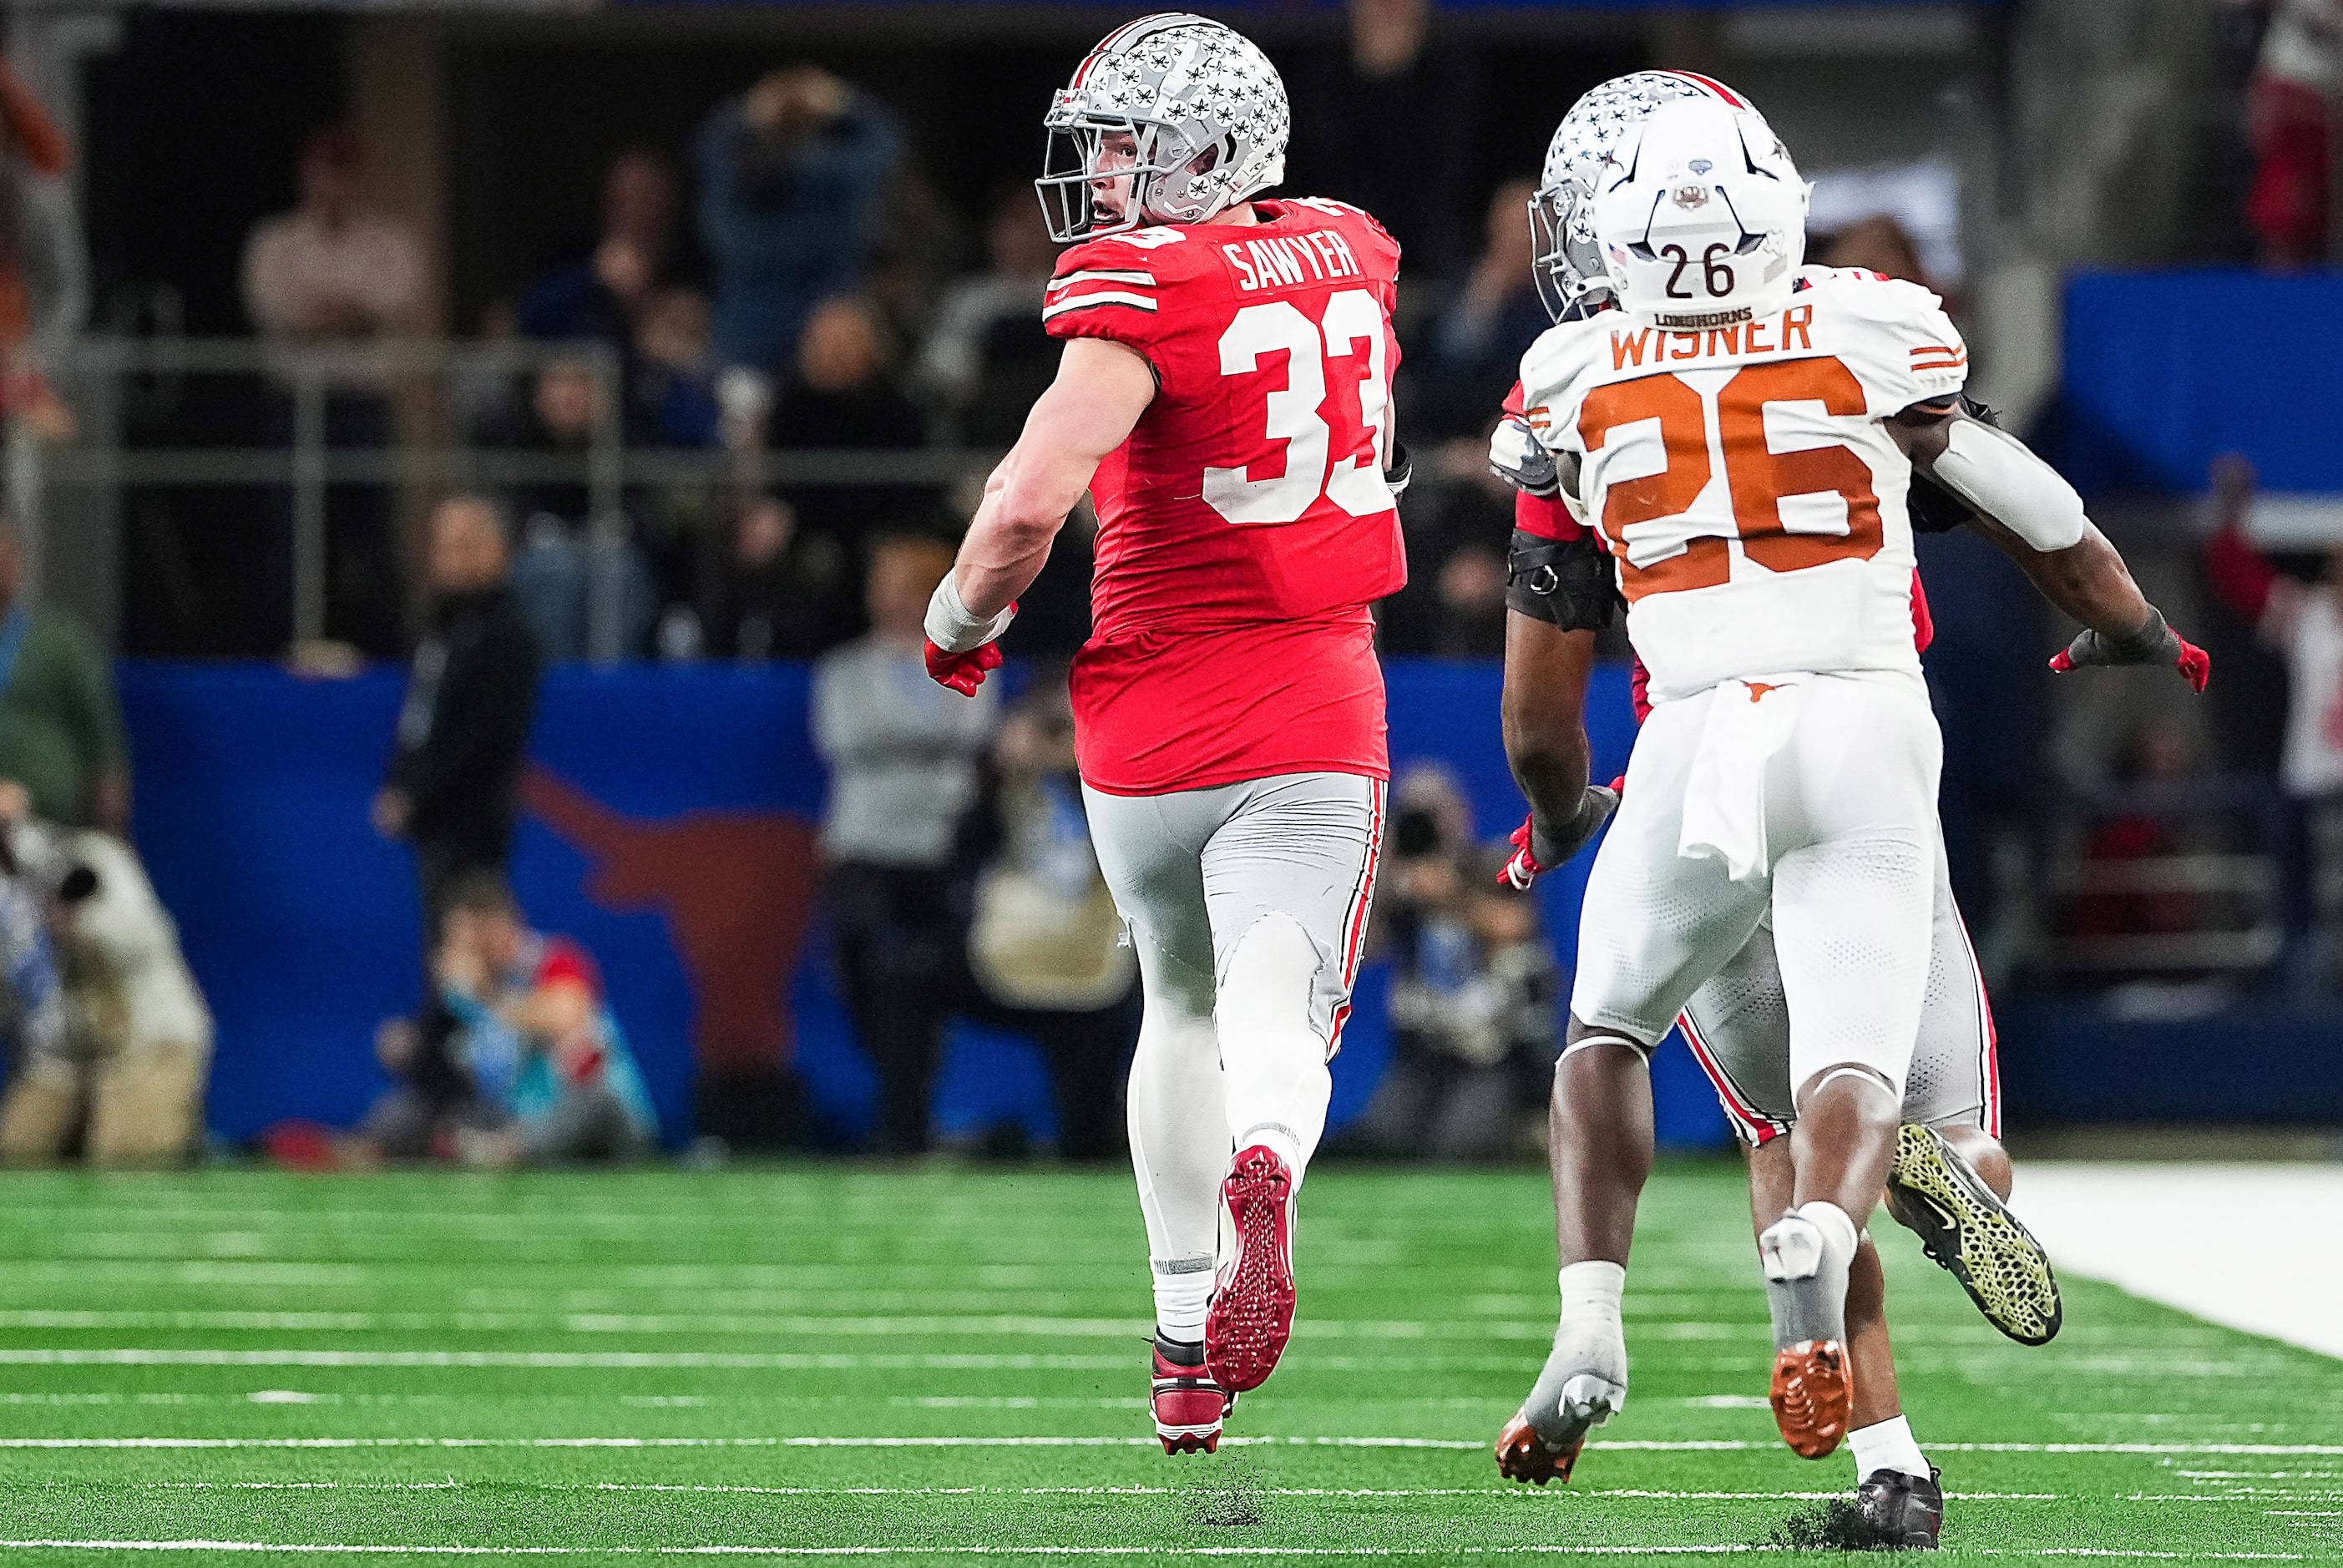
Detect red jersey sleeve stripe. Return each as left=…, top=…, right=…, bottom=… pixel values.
left=1040, top=292, right=1159, bottom=321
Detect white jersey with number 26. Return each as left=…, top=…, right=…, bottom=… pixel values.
left=1518, top=266, right=1969, bottom=704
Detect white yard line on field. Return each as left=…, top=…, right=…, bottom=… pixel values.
left=0, top=1546, right=2315, bottom=1561
left=2011, top=1166, right=2343, bottom=1361
left=6, top=1435, right=2342, bottom=1454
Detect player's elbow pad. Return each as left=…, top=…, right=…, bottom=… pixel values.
left=1507, top=529, right=1617, bottom=631
left=1928, top=418, right=2087, bottom=553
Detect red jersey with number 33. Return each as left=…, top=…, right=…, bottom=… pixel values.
left=1043, top=198, right=1407, bottom=795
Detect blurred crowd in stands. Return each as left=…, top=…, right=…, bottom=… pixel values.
left=0, top=0, right=2338, bottom=1168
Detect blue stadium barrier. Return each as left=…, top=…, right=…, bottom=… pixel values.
left=119, top=656, right=1733, bottom=1156
left=2055, top=268, right=2343, bottom=496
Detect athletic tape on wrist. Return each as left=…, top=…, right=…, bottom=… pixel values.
left=924, top=574, right=1015, bottom=654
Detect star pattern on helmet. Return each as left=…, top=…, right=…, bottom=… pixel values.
left=1055, top=18, right=1289, bottom=218
left=1534, top=73, right=1725, bottom=289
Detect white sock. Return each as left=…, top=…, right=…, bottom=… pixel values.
left=1559, top=1259, right=1627, bottom=1328
left=1795, top=1200, right=1860, bottom=1262
left=1151, top=1257, right=1213, bottom=1344
left=1218, top=915, right=1333, bottom=1180
left=1848, top=1414, right=1931, bottom=1479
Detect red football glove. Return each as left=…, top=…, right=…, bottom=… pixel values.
left=2047, top=607, right=2210, bottom=693
left=924, top=638, right=1003, bottom=696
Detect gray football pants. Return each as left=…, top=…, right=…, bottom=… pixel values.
left=1083, top=771, right=1384, bottom=1297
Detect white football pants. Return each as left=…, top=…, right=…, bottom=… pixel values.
left=1681, top=827, right=2002, bottom=1146
left=1084, top=771, right=1384, bottom=1328
left=1572, top=670, right=1942, bottom=1101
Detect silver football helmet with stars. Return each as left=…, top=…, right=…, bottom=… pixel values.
left=1036, top=13, right=1290, bottom=243
left=1528, top=70, right=1755, bottom=321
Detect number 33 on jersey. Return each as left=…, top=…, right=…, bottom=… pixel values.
left=1520, top=266, right=1969, bottom=704
left=1042, top=197, right=1408, bottom=638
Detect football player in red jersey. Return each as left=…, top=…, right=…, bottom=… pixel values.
left=921, top=14, right=1421, bottom=1454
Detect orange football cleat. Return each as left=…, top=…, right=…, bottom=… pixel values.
left=1769, top=1338, right=1852, bottom=1459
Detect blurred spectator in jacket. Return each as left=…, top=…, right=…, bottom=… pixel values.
left=241, top=125, right=423, bottom=655
left=375, top=496, right=544, bottom=934
left=0, top=807, right=213, bottom=1168
left=697, top=494, right=851, bottom=660
left=1338, top=799, right=1558, bottom=1160
left=2202, top=454, right=2343, bottom=972
left=519, top=149, right=701, bottom=347
left=629, top=288, right=722, bottom=448
left=0, top=518, right=128, bottom=833
left=1288, top=0, right=1480, bottom=281
left=697, top=66, right=902, bottom=375
left=953, top=673, right=1138, bottom=1160
left=812, top=534, right=996, bottom=1153
left=359, top=873, right=655, bottom=1166
left=912, top=190, right=1059, bottom=445
left=241, top=125, right=424, bottom=350
left=374, top=504, right=543, bottom=1142
left=2245, top=0, right=2343, bottom=264
left=476, top=356, right=657, bottom=658
left=0, top=60, right=81, bottom=443
left=442, top=873, right=657, bottom=1164
left=1418, top=179, right=1547, bottom=438
left=770, top=296, right=935, bottom=544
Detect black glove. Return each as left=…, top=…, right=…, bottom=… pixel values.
left=2050, top=605, right=2211, bottom=692
left=1499, top=784, right=1619, bottom=890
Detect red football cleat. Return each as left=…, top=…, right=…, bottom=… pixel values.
left=1204, top=1144, right=1298, bottom=1394
left=1151, top=1339, right=1232, bottom=1455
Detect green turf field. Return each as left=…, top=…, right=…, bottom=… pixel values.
left=0, top=1163, right=2333, bottom=1564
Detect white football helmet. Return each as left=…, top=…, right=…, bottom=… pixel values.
left=1590, top=95, right=1809, bottom=329
left=1036, top=13, right=1290, bottom=243
left=1528, top=71, right=1754, bottom=322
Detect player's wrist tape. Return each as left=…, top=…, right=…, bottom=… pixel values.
left=1507, top=530, right=1618, bottom=631
left=924, top=574, right=1015, bottom=654
left=1928, top=416, right=2087, bottom=552
left=1384, top=441, right=1413, bottom=499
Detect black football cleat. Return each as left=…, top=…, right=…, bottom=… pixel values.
left=1885, top=1123, right=2062, bottom=1346
left=1858, top=1464, right=1944, bottom=1550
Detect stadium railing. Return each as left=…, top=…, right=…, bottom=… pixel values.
left=18, top=336, right=998, bottom=662
left=2031, top=772, right=2294, bottom=987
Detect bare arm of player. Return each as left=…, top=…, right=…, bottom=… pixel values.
left=1890, top=402, right=2209, bottom=692
left=1498, top=615, right=1617, bottom=889
left=921, top=338, right=1156, bottom=693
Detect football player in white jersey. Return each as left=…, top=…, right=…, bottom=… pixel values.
left=1481, top=81, right=2209, bottom=1545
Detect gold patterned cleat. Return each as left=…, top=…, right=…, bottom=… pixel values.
left=1885, top=1123, right=2062, bottom=1346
